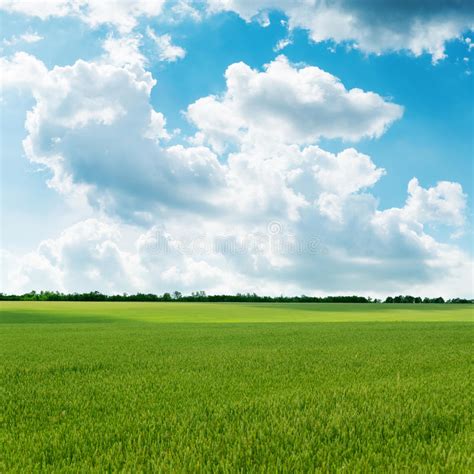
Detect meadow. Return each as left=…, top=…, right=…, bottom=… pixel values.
left=1, top=302, right=473, bottom=472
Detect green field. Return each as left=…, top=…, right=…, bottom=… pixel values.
left=1, top=302, right=473, bottom=472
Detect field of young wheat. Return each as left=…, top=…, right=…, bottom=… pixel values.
left=1, top=302, right=472, bottom=471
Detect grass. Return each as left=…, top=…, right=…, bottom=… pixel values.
left=1, top=302, right=473, bottom=472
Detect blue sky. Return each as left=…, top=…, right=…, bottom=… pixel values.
left=1, top=1, right=473, bottom=297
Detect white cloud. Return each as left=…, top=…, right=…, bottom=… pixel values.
left=2, top=32, right=43, bottom=47
left=0, top=0, right=71, bottom=19
left=101, top=35, right=146, bottom=71
left=0, top=51, right=222, bottom=223
left=3, top=175, right=471, bottom=297
left=220, top=144, right=385, bottom=224
left=146, top=27, right=186, bottom=62
left=20, top=32, right=43, bottom=43
left=170, top=0, right=202, bottom=22
left=0, top=49, right=471, bottom=298
left=187, top=55, right=403, bottom=151
left=2, top=0, right=472, bottom=62
left=273, top=37, right=292, bottom=52
left=206, top=0, right=474, bottom=62
left=0, top=0, right=166, bottom=33
left=2, top=219, right=140, bottom=293
left=405, top=178, right=467, bottom=227
left=0, top=52, right=49, bottom=90
left=1, top=219, right=250, bottom=295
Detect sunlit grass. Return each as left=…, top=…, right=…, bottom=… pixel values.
left=1, top=301, right=472, bottom=323
left=1, top=302, right=472, bottom=471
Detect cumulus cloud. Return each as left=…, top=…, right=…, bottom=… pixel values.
left=0, top=51, right=50, bottom=91
left=0, top=0, right=166, bottom=33
left=101, top=35, right=147, bottom=71
left=403, top=178, right=467, bottom=227
left=206, top=0, right=474, bottom=62
left=3, top=173, right=471, bottom=297
left=187, top=55, right=403, bottom=151
left=2, top=0, right=472, bottom=62
left=146, top=27, right=186, bottom=62
left=2, top=219, right=140, bottom=293
left=0, top=46, right=470, bottom=298
left=217, top=141, right=470, bottom=296
left=0, top=51, right=223, bottom=223
left=219, top=144, right=385, bottom=224
left=1, top=219, right=254, bottom=295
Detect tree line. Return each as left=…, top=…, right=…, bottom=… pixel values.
left=0, top=291, right=472, bottom=304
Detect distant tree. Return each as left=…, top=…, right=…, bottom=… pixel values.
left=0, top=290, right=471, bottom=304
left=448, top=298, right=472, bottom=304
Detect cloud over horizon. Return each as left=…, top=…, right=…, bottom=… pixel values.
left=0, top=1, right=472, bottom=297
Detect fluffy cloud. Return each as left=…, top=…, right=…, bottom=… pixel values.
left=187, top=55, right=403, bottom=151
left=0, top=45, right=470, bottom=297
left=146, top=27, right=186, bottom=62
left=1, top=219, right=256, bottom=295
left=2, top=0, right=472, bottom=62
left=0, top=51, right=223, bottom=223
left=404, top=178, right=467, bottom=227
left=219, top=144, right=385, bottom=224
left=3, top=173, right=471, bottom=297
left=2, top=219, right=138, bottom=293
left=216, top=141, right=470, bottom=296
left=206, top=0, right=474, bottom=62
left=0, top=52, right=49, bottom=90
left=101, top=35, right=147, bottom=71
left=0, top=0, right=166, bottom=33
